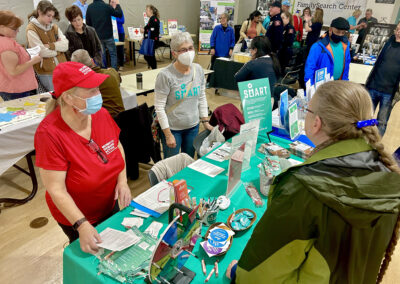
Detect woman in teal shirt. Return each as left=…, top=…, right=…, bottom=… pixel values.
left=347, top=9, right=361, bottom=34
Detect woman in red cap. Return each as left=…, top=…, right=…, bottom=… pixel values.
left=34, top=61, right=131, bottom=254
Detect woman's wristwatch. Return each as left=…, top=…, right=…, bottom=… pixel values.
left=201, top=120, right=209, bottom=124
left=73, top=217, right=88, bottom=231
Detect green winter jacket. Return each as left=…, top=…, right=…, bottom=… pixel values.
left=236, top=138, right=400, bottom=284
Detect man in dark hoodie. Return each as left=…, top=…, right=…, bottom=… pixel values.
left=227, top=81, right=400, bottom=284
left=86, top=0, right=122, bottom=70
left=365, top=22, right=400, bottom=136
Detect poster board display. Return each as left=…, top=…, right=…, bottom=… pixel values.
left=111, top=16, right=119, bottom=42
left=128, top=27, right=142, bottom=40
left=360, top=23, right=396, bottom=56
left=168, top=19, right=178, bottom=35
left=199, top=0, right=235, bottom=54
left=256, top=0, right=273, bottom=18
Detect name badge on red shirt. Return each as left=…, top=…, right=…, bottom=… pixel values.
left=102, top=139, right=117, bottom=155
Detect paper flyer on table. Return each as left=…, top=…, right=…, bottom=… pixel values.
left=133, top=180, right=171, bottom=215
left=98, top=228, right=141, bottom=251
left=206, top=143, right=232, bottom=162
left=188, top=159, right=224, bottom=178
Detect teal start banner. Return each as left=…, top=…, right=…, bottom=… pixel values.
left=238, top=78, right=272, bottom=133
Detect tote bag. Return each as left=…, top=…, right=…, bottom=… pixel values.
left=139, top=31, right=155, bottom=56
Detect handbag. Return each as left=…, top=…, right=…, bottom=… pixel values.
left=139, top=31, right=155, bottom=56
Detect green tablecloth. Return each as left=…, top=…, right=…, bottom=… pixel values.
left=63, top=134, right=303, bottom=284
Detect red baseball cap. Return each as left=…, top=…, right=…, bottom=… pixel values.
left=52, top=62, right=109, bottom=98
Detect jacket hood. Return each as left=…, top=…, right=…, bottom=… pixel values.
left=29, top=17, right=53, bottom=31
left=66, top=23, right=87, bottom=34
left=293, top=139, right=400, bottom=228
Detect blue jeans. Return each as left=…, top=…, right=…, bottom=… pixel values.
left=0, top=91, right=32, bottom=101
left=368, top=88, right=393, bottom=136
left=161, top=124, right=200, bottom=159
left=101, top=38, right=118, bottom=70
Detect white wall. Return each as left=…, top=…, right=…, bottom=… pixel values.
left=366, top=0, right=398, bottom=24
left=1, top=0, right=200, bottom=45
left=235, top=0, right=258, bottom=25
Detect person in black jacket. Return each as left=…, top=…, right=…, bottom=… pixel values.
left=279, top=11, right=295, bottom=71
left=86, top=0, right=122, bottom=70
left=65, top=5, right=102, bottom=66
left=141, top=5, right=160, bottom=69
left=235, top=36, right=281, bottom=97
left=304, top=7, right=323, bottom=56
left=365, top=22, right=400, bottom=136
left=266, top=1, right=283, bottom=53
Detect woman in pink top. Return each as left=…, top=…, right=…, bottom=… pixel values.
left=0, top=11, right=41, bottom=101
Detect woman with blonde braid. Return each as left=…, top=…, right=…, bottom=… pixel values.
left=226, top=80, right=400, bottom=283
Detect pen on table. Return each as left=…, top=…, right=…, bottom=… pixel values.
left=214, top=260, right=219, bottom=277
left=204, top=267, right=215, bottom=282
left=201, top=258, right=206, bottom=275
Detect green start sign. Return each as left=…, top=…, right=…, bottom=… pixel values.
left=238, top=78, right=272, bottom=132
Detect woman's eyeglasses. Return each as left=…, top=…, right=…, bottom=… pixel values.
left=305, top=108, right=315, bottom=114
left=177, top=46, right=195, bottom=53
left=87, top=139, right=108, bottom=164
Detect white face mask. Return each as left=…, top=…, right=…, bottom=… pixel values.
left=177, top=50, right=195, bottom=66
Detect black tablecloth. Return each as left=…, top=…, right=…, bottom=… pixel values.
left=209, top=59, right=244, bottom=90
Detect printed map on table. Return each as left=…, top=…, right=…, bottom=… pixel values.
left=0, top=94, right=49, bottom=129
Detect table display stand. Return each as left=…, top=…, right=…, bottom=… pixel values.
left=0, top=151, right=38, bottom=208
left=148, top=203, right=200, bottom=284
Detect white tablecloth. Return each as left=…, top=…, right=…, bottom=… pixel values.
left=349, top=63, right=373, bottom=85
left=0, top=91, right=138, bottom=176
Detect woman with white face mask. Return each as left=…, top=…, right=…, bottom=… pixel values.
left=35, top=62, right=131, bottom=254
left=154, top=32, right=212, bottom=158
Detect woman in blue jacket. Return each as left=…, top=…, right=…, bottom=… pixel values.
left=110, top=0, right=125, bottom=70
left=209, top=13, right=235, bottom=70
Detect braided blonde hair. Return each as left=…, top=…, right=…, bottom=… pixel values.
left=312, top=81, right=400, bottom=283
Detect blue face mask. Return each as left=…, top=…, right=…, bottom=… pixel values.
left=73, top=93, right=103, bottom=115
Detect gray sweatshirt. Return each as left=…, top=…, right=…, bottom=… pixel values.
left=154, top=63, right=208, bottom=130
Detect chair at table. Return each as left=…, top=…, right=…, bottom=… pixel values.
left=148, top=153, right=195, bottom=186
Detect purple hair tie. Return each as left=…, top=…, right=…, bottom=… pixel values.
left=355, top=119, right=378, bottom=129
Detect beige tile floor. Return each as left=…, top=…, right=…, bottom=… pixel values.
left=0, top=54, right=399, bottom=284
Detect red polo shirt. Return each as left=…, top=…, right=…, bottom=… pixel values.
left=35, top=107, right=124, bottom=226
